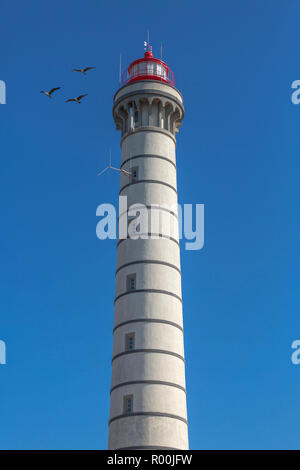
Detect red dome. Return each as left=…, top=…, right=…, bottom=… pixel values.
left=122, top=48, right=175, bottom=87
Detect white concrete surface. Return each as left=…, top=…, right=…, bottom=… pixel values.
left=109, top=77, right=188, bottom=450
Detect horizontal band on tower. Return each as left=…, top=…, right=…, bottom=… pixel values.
left=110, top=380, right=186, bottom=394
left=114, top=445, right=181, bottom=450
left=119, top=179, right=177, bottom=196
left=111, top=348, right=185, bottom=363
left=115, top=260, right=181, bottom=276
left=120, top=126, right=177, bottom=146
left=114, top=289, right=182, bottom=304
left=109, top=411, right=188, bottom=426
left=113, top=318, right=183, bottom=333
left=117, top=233, right=180, bottom=247
left=120, top=153, right=176, bottom=170
left=118, top=203, right=178, bottom=220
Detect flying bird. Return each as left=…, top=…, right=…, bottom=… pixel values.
left=72, top=67, right=96, bottom=75
left=40, top=87, right=61, bottom=98
left=65, top=94, right=88, bottom=104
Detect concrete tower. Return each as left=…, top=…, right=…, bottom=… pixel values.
left=108, top=43, right=188, bottom=450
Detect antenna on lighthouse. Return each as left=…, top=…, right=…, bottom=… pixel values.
left=144, top=30, right=152, bottom=53
left=119, top=54, right=122, bottom=85
left=98, top=148, right=132, bottom=177
left=160, top=43, right=163, bottom=59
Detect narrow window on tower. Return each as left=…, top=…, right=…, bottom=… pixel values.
left=125, top=332, right=135, bottom=351
left=134, top=110, right=138, bottom=124
left=129, top=103, right=134, bottom=131
left=123, top=395, right=133, bottom=414
left=126, top=274, right=136, bottom=291
left=130, top=166, right=138, bottom=183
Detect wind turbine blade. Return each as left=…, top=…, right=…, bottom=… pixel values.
left=121, top=169, right=132, bottom=176
left=110, top=166, right=121, bottom=172
left=97, top=166, right=109, bottom=176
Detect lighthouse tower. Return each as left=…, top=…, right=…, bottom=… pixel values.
left=108, top=43, right=188, bottom=450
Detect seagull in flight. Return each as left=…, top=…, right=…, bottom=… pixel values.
left=40, top=87, right=61, bottom=98
left=72, top=67, right=96, bottom=75
left=65, top=94, right=88, bottom=104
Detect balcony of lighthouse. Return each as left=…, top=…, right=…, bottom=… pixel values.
left=113, top=97, right=184, bottom=139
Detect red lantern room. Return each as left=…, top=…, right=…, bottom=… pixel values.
left=122, top=43, right=175, bottom=87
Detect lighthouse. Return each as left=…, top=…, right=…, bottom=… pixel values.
left=108, top=43, right=188, bottom=450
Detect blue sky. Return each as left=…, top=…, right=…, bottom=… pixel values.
left=0, top=0, right=300, bottom=450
